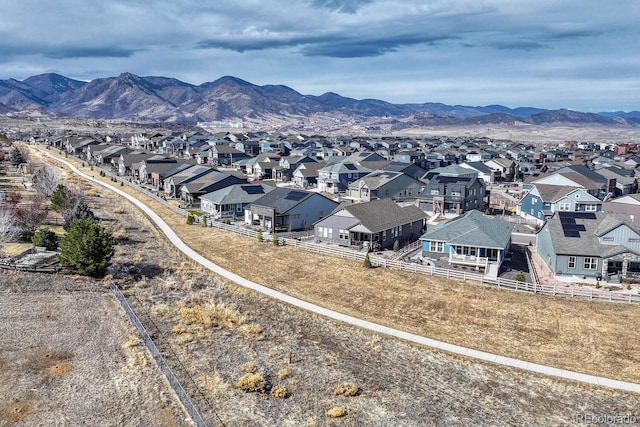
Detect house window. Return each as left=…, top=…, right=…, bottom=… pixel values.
left=585, top=204, right=597, bottom=212
left=531, top=197, right=537, bottom=203
left=629, top=238, right=640, bottom=243
left=430, top=189, right=439, bottom=195
left=568, top=256, right=576, bottom=269
left=339, top=229, right=348, bottom=240
left=558, top=203, right=571, bottom=211
left=432, top=241, right=444, bottom=252
left=583, top=257, right=597, bottom=270
left=602, top=236, right=614, bottom=242
left=451, top=190, right=461, bottom=197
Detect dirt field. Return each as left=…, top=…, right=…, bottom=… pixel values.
left=17, top=150, right=637, bottom=426
left=0, top=273, right=189, bottom=427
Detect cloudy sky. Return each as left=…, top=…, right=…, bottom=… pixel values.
left=0, top=0, right=638, bottom=112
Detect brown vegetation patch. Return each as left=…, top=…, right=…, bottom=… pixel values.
left=49, top=363, right=73, bottom=375
left=3, top=401, right=32, bottom=422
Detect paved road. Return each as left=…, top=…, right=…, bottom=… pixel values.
left=48, top=152, right=640, bottom=395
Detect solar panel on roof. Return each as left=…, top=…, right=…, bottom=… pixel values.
left=285, top=191, right=307, bottom=201
left=563, top=230, right=581, bottom=238
left=344, top=163, right=357, bottom=170
left=241, top=185, right=265, bottom=194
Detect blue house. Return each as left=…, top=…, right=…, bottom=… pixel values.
left=536, top=211, right=640, bottom=280
left=420, top=210, right=514, bottom=276
left=518, top=184, right=602, bottom=224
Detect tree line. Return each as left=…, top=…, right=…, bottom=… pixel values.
left=1, top=146, right=114, bottom=276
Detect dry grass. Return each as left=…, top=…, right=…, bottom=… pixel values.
left=34, top=146, right=640, bottom=383
left=270, top=385, right=290, bottom=398
left=333, top=382, right=360, bottom=397
left=26, top=144, right=640, bottom=425
left=0, top=243, right=32, bottom=256
left=326, top=406, right=347, bottom=418
left=235, top=372, right=266, bottom=393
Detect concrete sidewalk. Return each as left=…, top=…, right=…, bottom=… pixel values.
left=51, top=152, right=640, bottom=395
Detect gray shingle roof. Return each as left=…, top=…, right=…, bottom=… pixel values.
left=543, top=211, right=638, bottom=256
left=420, top=210, right=514, bottom=249
left=340, top=199, right=428, bottom=232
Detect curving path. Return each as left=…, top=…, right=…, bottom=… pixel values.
left=48, top=152, right=640, bottom=394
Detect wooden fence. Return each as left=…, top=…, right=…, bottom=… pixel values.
left=93, top=160, right=640, bottom=305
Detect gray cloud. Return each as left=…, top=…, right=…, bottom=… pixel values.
left=0, top=0, right=637, bottom=110
left=310, top=0, right=374, bottom=14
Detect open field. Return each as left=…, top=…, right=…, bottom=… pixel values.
left=0, top=273, right=189, bottom=426
left=28, top=144, right=640, bottom=385
left=38, top=168, right=640, bottom=425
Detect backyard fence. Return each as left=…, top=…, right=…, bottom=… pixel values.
left=88, top=157, right=640, bottom=305
left=110, top=284, right=211, bottom=427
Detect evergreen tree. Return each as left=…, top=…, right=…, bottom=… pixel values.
left=50, top=184, right=67, bottom=213
left=58, top=219, right=114, bottom=276
left=9, top=148, right=25, bottom=167
left=63, top=200, right=95, bottom=231
left=363, top=253, right=372, bottom=268
left=31, top=226, right=59, bottom=251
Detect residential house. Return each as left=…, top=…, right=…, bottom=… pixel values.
left=292, top=161, right=327, bottom=188
left=594, top=165, right=638, bottom=196
left=379, top=161, right=428, bottom=180
left=518, top=184, right=602, bottom=224
left=179, top=171, right=247, bottom=207
left=209, top=144, right=250, bottom=166
left=420, top=209, right=514, bottom=276
left=314, top=198, right=427, bottom=250
left=317, top=161, right=372, bottom=194
left=164, top=165, right=219, bottom=198
left=417, top=165, right=487, bottom=215
left=245, top=188, right=339, bottom=232
left=346, top=171, right=424, bottom=202
left=274, top=156, right=317, bottom=182
left=200, top=183, right=276, bottom=219
left=459, top=161, right=499, bottom=184
left=536, top=211, right=640, bottom=280
left=137, top=156, right=178, bottom=184
left=485, top=158, right=517, bottom=182
left=603, top=194, right=640, bottom=226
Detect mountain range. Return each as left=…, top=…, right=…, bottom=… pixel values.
left=0, top=72, right=638, bottom=127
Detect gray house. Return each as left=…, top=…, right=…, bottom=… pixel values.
left=200, top=183, right=275, bottom=219
left=245, top=188, right=339, bottom=232
left=536, top=211, right=640, bottom=280
left=314, top=199, right=427, bottom=251
left=346, top=171, right=424, bottom=202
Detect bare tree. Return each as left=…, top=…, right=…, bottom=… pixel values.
left=32, top=165, right=60, bottom=197
left=0, top=205, right=19, bottom=247
left=15, top=194, right=48, bottom=238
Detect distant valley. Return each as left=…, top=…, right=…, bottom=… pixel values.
left=0, top=72, right=639, bottom=127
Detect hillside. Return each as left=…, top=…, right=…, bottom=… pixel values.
left=0, top=73, right=637, bottom=127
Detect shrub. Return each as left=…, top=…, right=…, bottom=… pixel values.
left=333, top=382, right=359, bottom=396
left=515, top=271, right=526, bottom=283
left=363, top=253, right=372, bottom=268
left=58, top=219, right=114, bottom=277
left=31, top=227, right=59, bottom=251
left=235, top=372, right=266, bottom=393
left=277, top=368, right=290, bottom=380
left=270, top=385, right=290, bottom=398
left=595, top=281, right=601, bottom=289
left=63, top=200, right=95, bottom=231
left=186, top=214, right=195, bottom=225
left=272, top=233, right=279, bottom=246
left=257, top=230, right=264, bottom=242
left=241, top=361, right=257, bottom=373
left=627, top=283, right=632, bottom=291
left=326, top=407, right=347, bottom=418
